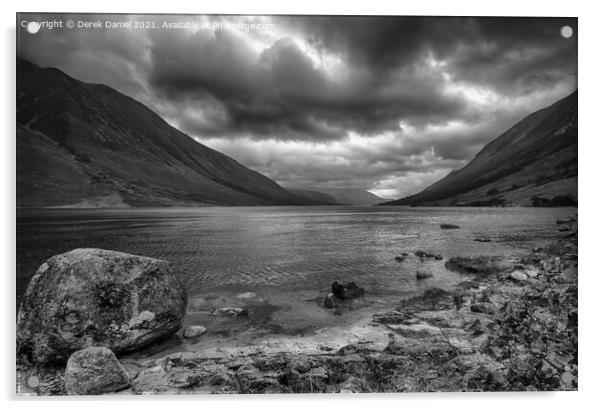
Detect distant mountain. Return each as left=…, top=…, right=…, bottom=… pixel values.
left=383, top=91, right=577, bottom=207
left=287, top=187, right=385, bottom=205
left=16, top=59, right=312, bottom=207
left=287, top=189, right=339, bottom=205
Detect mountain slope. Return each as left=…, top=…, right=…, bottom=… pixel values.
left=16, top=59, right=310, bottom=207
left=384, top=91, right=577, bottom=206
left=310, top=188, right=385, bottom=205
left=286, top=187, right=385, bottom=205
left=287, top=189, right=339, bottom=205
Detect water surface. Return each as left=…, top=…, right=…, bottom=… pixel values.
left=17, top=206, right=573, bottom=346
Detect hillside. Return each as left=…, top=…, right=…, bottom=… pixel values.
left=287, top=187, right=385, bottom=205
left=383, top=91, right=577, bottom=207
left=16, top=59, right=310, bottom=207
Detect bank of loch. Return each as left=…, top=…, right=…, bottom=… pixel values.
left=17, top=219, right=577, bottom=394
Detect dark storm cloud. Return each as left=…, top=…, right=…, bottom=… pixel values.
left=290, top=16, right=576, bottom=91
left=17, top=14, right=577, bottom=197
left=146, top=24, right=469, bottom=141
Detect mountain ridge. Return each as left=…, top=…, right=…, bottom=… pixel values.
left=382, top=90, right=577, bottom=207
left=17, top=59, right=313, bottom=207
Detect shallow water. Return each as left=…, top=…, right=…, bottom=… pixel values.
left=17, top=206, right=574, bottom=351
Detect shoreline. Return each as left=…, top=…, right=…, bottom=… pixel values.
left=17, top=225, right=578, bottom=395
left=16, top=218, right=578, bottom=394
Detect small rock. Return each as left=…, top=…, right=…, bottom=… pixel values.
left=131, top=366, right=169, bottom=394
left=440, top=223, right=460, bottom=229
left=183, top=325, right=207, bottom=338
left=331, top=281, right=365, bottom=300
left=470, top=302, right=498, bottom=315
left=323, top=293, right=336, bottom=309
left=435, top=254, right=443, bottom=260
left=509, top=270, right=528, bottom=282
left=415, top=250, right=434, bottom=258
left=211, top=307, right=249, bottom=317
left=416, top=271, right=433, bottom=280
left=394, top=256, right=406, bottom=262
left=474, top=238, right=492, bottom=242
left=560, top=371, right=576, bottom=388
left=64, top=347, right=129, bottom=395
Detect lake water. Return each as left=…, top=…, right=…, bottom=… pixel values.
left=17, top=206, right=574, bottom=349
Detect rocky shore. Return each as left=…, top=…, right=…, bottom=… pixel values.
left=17, top=220, right=577, bottom=395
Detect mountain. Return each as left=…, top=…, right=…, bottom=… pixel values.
left=383, top=91, right=577, bottom=207
left=16, top=59, right=311, bottom=208
left=287, top=189, right=339, bottom=205
left=287, top=187, right=385, bottom=205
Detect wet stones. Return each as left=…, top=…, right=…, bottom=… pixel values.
left=183, top=326, right=207, bottom=339
left=64, top=347, right=129, bottom=395
left=331, top=281, right=365, bottom=300
left=211, top=307, right=249, bottom=317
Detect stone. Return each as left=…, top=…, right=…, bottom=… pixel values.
left=394, top=256, right=406, bottom=262
left=183, top=325, right=207, bottom=338
left=470, top=302, right=498, bottom=315
left=64, top=346, right=129, bottom=395
left=435, top=254, right=443, bottom=260
left=331, top=281, right=365, bottom=300
left=440, top=223, right=460, bottom=229
left=131, top=365, right=169, bottom=394
left=416, top=271, right=433, bottom=280
left=415, top=250, right=435, bottom=258
left=323, top=293, right=336, bottom=309
left=211, top=307, right=249, bottom=316
left=509, top=270, right=529, bottom=282
left=560, top=371, right=576, bottom=388
left=17, top=248, right=188, bottom=364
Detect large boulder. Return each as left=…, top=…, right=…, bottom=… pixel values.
left=17, top=248, right=188, bottom=364
left=64, top=346, right=129, bottom=395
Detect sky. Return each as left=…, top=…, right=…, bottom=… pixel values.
left=17, top=14, right=577, bottom=199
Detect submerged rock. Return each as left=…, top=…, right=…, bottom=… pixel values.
left=416, top=271, right=433, bottom=280
left=323, top=293, right=337, bottom=309
left=331, top=281, right=365, bottom=300
left=211, top=307, right=249, bottom=317
left=415, top=250, right=435, bottom=259
left=470, top=302, right=498, bottom=315
left=64, top=347, right=129, bottom=395
left=440, top=223, right=460, bottom=229
left=183, top=326, right=207, bottom=338
left=17, top=248, right=188, bottom=365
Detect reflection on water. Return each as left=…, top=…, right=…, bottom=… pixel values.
left=17, top=206, right=574, bottom=340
